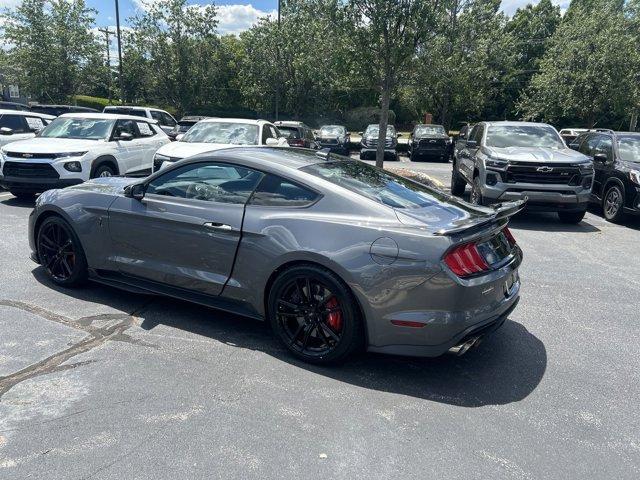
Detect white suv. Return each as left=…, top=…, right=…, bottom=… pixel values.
left=103, top=106, right=177, bottom=134
left=0, top=109, right=55, bottom=148
left=0, top=113, right=170, bottom=198
left=152, top=118, right=287, bottom=172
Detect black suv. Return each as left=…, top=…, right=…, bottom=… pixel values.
left=569, top=130, right=640, bottom=222
left=316, top=125, right=350, bottom=155
left=408, top=124, right=452, bottom=162
left=274, top=121, right=318, bottom=149
left=29, top=104, right=98, bottom=116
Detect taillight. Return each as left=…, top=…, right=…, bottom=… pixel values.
left=288, top=139, right=304, bottom=147
left=503, top=227, right=517, bottom=246
left=444, top=242, right=489, bottom=278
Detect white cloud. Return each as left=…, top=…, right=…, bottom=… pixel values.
left=215, top=4, right=276, bottom=35
left=500, top=0, right=571, bottom=16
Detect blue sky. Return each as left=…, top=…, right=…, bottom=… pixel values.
left=2, top=1, right=572, bottom=34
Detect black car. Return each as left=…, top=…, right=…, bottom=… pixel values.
left=274, top=121, right=318, bottom=149
left=167, top=115, right=210, bottom=141
left=408, top=124, right=452, bottom=162
left=29, top=104, right=98, bottom=116
left=0, top=101, right=31, bottom=111
left=316, top=125, right=350, bottom=155
left=569, top=130, right=640, bottom=222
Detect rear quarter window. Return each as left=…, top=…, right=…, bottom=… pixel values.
left=249, top=174, right=318, bottom=207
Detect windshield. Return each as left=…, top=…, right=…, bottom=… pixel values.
left=320, top=126, right=346, bottom=136
left=180, top=122, right=259, bottom=145
left=39, top=117, right=114, bottom=140
left=414, top=125, right=446, bottom=136
left=277, top=126, right=301, bottom=139
left=618, top=135, right=640, bottom=162
left=365, top=125, right=396, bottom=138
left=303, top=160, right=462, bottom=210
left=485, top=125, right=564, bottom=148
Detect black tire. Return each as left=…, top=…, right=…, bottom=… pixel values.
left=602, top=184, right=626, bottom=223
left=36, top=216, right=88, bottom=287
left=451, top=165, right=466, bottom=196
left=359, top=151, right=366, bottom=160
left=9, top=190, right=36, bottom=200
left=268, top=264, right=364, bottom=365
left=91, top=163, right=116, bottom=179
left=558, top=210, right=586, bottom=224
left=470, top=176, right=484, bottom=205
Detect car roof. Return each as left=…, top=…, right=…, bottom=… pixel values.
left=274, top=121, right=306, bottom=126
left=482, top=121, right=553, bottom=127
left=198, top=117, right=268, bottom=126
left=414, top=123, right=444, bottom=128
left=58, top=112, right=158, bottom=122
left=0, top=109, right=54, bottom=119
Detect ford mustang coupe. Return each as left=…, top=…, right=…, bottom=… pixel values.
left=29, top=147, right=523, bottom=364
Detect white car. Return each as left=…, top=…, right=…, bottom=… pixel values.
left=152, top=118, right=288, bottom=172
left=103, top=106, right=177, bottom=134
left=0, top=109, right=55, bottom=148
left=0, top=113, right=170, bottom=198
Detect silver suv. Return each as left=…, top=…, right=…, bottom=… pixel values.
left=451, top=121, right=594, bottom=223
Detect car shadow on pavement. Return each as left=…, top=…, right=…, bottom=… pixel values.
left=32, top=267, right=546, bottom=408
left=509, top=210, right=600, bottom=233
left=1, top=196, right=37, bottom=209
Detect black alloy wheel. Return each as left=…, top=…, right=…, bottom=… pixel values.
left=268, top=265, right=363, bottom=364
left=37, top=217, right=88, bottom=286
left=470, top=176, right=484, bottom=205
left=603, top=184, right=625, bottom=223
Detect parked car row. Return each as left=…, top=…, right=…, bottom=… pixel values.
left=450, top=120, right=640, bottom=224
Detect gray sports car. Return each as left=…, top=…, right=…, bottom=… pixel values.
left=28, top=147, right=524, bottom=364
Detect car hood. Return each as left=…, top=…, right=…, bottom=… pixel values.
left=1, top=137, right=101, bottom=153
left=156, top=141, right=248, bottom=159
left=484, top=146, right=588, bottom=163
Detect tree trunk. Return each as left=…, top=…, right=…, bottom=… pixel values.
left=630, top=109, right=638, bottom=132
left=376, top=77, right=391, bottom=169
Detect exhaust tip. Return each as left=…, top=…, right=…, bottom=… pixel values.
left=448, top=336, right=482, bottom=356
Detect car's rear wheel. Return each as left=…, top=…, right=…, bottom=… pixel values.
left=602, top=184, right=626, bottom=223
left=451, top=165, right=466, bottom=196
left=268, top=265, right=363, bottom=365
left=558, top=210, right=586, bottom=224
left=37, top=216, right=88, bottom=287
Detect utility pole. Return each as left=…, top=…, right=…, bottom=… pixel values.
left=97, top=27, right=114, bottom=103
left=115, top=0, right=125, bottom=104
left=275, top=0, right=281, bottom=121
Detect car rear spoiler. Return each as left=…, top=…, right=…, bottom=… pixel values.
left=434, top=199, right=527, bottom=236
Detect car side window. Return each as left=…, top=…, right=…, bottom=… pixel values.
left=136, top=121, right=156, bottom=137
left=161, top=112, right=176, bottom=127
left=113, top=119, right=139, bottom=139
left=146, top=162, right=263, bottom=204
left=269, top=126, right=279, bottom=138
left=583, top=134, right=602, bottom=156
left=594, top=136, right=613, bottom=161
left=0, top=114, right=27, bottom=133
left=262, top=125, right=277, bottom=144
left=150, top=111, right=163, bottom=123
left=24, top=116, right=45, bottom=132
left=472, top=124, right=484, bottom=144
left=249, top=174, right=319, bottom=207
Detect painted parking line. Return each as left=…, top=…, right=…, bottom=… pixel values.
left=0, top=192, right=13, bottom=198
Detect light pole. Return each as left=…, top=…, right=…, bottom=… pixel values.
left=115, top=0, right=125, bottom=103
left=97, top=27, right=114, bottom=103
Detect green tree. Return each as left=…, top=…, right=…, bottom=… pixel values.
left=519, top=0, right=639, bottom=128
left=2, top=0, right=100, bottom=103
left=347, top=0, right=439, bottom=167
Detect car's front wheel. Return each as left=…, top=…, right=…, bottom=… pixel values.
left=602, top=184, right=626, bottom=223
left=558, top=210, right=586, bottom=224
left=92, top=164, right=116, bottom=178
left=470, top=176, right=484, bottom=205
left=451, top=165, right=466, bottom=196
left=37, top=216, right=88, bottom=287
left=268, top=264, right=364, bottom=365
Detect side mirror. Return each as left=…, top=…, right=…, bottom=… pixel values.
left=0, top=127, right=13, bottom=136
left=124, top=183, right=146, bottom=200
left=358, top=131, right=363, bottom=136
left=175, top=134, right=184, bottom=141
left=593, top=153, right=608, bottom=163
left=265, top=138, right=280, bottom=146
left=115, top=132, right=134, bottom=141
left=466, top=140, right=478, bottom=149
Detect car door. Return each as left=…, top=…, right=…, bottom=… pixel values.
left=107, top=161, right=264, bottom=296
left=459, top=124, right=482, bottom=182
left=591, top=134, right=614, bottom=198
left=134, top=120, right=168, bottom=171
left=110, top=119, right=145, bottom=174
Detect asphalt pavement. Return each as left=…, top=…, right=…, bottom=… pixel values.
left=0, top=159, right=639, bottom=479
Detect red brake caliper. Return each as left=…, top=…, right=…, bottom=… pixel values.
left=326, top=297, right=342, bottom=331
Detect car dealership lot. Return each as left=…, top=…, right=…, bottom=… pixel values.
left=0, top=165, right=639, bottom=479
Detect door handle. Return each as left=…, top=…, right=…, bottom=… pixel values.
left=203, top=222, right=234, bottom=231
